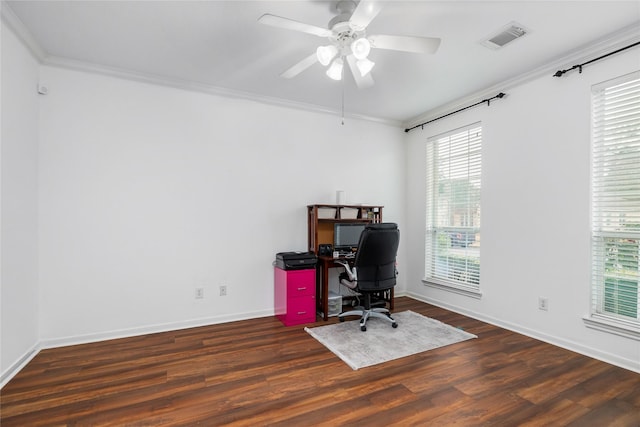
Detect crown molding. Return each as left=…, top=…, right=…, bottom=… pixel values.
left=1, top=1, right=46, bottom=60
left=42, top=55, right=402, bottom=127
left=1, top=1, right=401, bottom=128
left=8, top=0, right=635, bottom=131
left=403, top=23, right=640, bottom=130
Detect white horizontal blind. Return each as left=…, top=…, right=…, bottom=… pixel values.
left=591, top=72, right=640, bottom=327
left=425, top=123, right=481, bottom=292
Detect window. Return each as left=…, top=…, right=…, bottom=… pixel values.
left=589, top=72, right=640, bottom=338
left=424, top=123, right=482, bottom=296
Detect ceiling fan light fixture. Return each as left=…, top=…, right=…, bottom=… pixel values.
left=316, top=45, right=338, bottom=66
left=326, top=58, right=344, bottom=80
left=356, top=58, right=375, bottom=76
left=351, top=37, right=371, bottom=60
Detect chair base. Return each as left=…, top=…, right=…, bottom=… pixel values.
left=338, top=307, right=398, bottom=332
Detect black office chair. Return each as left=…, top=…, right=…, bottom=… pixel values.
left=336, top=223, right=400, bottom=331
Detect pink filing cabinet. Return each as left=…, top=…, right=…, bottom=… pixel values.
left=274, top=267, right=316, bottom=326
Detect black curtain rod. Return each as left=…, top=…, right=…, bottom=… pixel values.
left=404, top=92, right=506, bottom=133
left=553, top=41, right=640, bottom=77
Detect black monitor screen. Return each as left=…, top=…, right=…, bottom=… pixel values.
left=334, top=223, right=366, bottom=251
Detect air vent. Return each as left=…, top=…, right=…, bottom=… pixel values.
left=481, top=22, right=529, bottom=50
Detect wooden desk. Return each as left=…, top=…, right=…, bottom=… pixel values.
left=306, top=204, right=387, bottom=320
left=316, top=255, right=394, bottom=321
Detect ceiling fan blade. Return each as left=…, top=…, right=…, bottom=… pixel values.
left=258, top=14, right=331, bottom=37
left=349, top=1, right=382, bottom=31
left=280, top=53, right=319, bottom=79
left=369, top=34, right=441, bottom=54
left=346, top=55, right=374, bottom=89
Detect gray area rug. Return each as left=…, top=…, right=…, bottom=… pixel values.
left=305, top=310, right=477, bottom=370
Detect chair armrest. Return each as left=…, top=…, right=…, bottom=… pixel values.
left=335, top=260, right=357, bottom=281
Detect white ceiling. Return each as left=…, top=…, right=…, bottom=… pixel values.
left=4, top=1, right=640, bottom=126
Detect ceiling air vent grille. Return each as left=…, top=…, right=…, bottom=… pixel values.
left=481, top=22, right=528, bottom=49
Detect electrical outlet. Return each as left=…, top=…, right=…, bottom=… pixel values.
left=219, top=285, right=227, bottom=296
left=538, top=297, right=548, bottom=311
left=195, top=287, right=204, bottom=299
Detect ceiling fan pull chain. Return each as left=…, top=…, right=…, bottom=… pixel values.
left=341, top=66, right=345, bottom=125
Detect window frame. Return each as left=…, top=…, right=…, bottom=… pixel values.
left=585, top=71, right=640, bottom=340
left=423, top=123, right=482, bottom=298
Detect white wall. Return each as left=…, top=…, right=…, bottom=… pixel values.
left=4, top=7, right=636, bottom=384
left=36, top=65, right=406, bottom=344
left=405, top=46, right=640, bottom=372
left=1, top=19, right=41, bottom=381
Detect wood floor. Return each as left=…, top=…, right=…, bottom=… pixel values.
left=2, top=297, right=639, bottom=426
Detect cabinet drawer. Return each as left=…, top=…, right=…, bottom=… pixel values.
left=285, top=295, right=316, bottom=324
left=286, top=269, right=315, bottom=296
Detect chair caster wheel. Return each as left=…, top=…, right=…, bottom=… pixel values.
left=360, top=325, right=367, bottom=332
left=392, top=322, right=398, bottom=328
left=339, top=317, right=345, bottom=322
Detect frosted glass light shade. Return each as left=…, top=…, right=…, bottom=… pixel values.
left=316, top=45, right=338, bottom=66
left=356, top=58, right=375, bottom=76
left=326, top=58, right=344, bottom=80
left=351, top=38, right=371, bottom=60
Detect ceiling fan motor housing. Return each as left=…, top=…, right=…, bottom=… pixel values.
left=329, top=1, right=366, bottom=57
left=331, top=22, right=363, bottom=50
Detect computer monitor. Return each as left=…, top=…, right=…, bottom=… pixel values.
left=334, top=222, right=366, bottom=252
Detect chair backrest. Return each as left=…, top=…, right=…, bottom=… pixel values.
left=353, top=223, right=400, bottom=292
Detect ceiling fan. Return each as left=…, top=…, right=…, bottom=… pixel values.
left=258, top=0, right=441, bottom=89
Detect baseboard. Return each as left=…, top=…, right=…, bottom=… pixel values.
left=406, top=291, right=640, bottom=374
left=40, top=309, right=274, bottom=350
left=1, top=341, right=42, bottom=389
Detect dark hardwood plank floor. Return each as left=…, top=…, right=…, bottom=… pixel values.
left=2, top=297, right=639, bottom=426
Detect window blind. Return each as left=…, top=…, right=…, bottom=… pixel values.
left=591, top=72, right=640, bottom=329
left=425, top=123, right=482, bottom=293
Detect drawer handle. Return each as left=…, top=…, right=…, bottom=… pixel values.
left=297, top=287, right=307, bottom=291
left=297, top=311, right=307, bottom=315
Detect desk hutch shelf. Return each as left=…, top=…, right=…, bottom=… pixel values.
left=307, top=204, right=383, bottom=253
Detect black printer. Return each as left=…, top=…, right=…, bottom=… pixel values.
left=275, top=252, right=317, bottom=270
